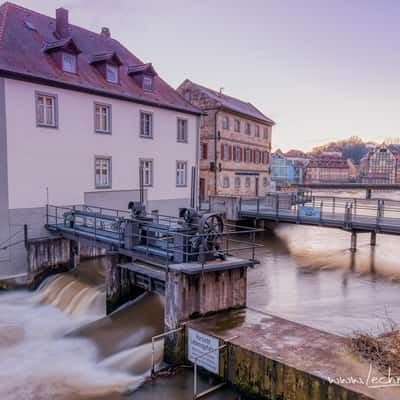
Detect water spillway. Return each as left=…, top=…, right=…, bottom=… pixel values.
left=0, top=260, right=165, bottom=400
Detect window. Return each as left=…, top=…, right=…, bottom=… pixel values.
left=62, top=52, right=76, bottom=73
left=177, top=119, right=188, bottom=142
left=223, top=144, right=229, bottom=161
left=201, top=143, right=208, bottom=160
left=95, top=157, right=111, bottom=188
left=235, top=177, right=241, bottom=188
left=263, top=177, right=268, bottom=186
left=234, top=145, right=241, bottom=162
left=234, top=119, right=241, bottom=132
left=143, top=75, right=153, bottom=91
left=255, top=150, right=260, bottom=164
left=140, top=159, right=153, bottom=186
left=263, top=127, right=269, bottom=139
left=223, top=176, right=230, bottom=188
left=245, top=148, right=251, bottom=162
left=176, top=161, right=188, bottom=186
left=140, top=111, right=153, bottom=138
left=245, top=123, right=251, bottom=135
left=95, top=103, right=111, bottom=133
left=200, top=115, right=205, bottom=128
left=106, top=64, right=118, bottom=83
left=255, top=126, right=260, bottom=137
left=245, top=177, right=251, bottom=188
left=36, top=93, right=57, bottom=128
left=223, top=116, right=229, bottom=129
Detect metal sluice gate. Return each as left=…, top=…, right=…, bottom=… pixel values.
left=45, top=202, right=263, bottom=273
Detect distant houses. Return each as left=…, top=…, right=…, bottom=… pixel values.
left=359, top=144, right=400, bottom=184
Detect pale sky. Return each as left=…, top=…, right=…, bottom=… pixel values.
left=12, top=0, right=400, bottom=151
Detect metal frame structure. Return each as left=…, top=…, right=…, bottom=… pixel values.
left=240, top=193, right=400, bottom=234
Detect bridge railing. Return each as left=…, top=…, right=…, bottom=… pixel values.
left=239, top=194, right=400, bottom=231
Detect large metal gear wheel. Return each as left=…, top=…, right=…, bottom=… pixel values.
left=199, top=213, right=224, bottom=251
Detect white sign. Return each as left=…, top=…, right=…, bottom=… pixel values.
left=188, top=328, right=219, bottom=374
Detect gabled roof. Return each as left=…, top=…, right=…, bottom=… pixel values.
left=0, top=2, right=201, bottom=115
left=42, top=36, right=81, bottom=54
left=180, top=79, right=275, bottom=125
left=89, top=51, right=122, bottom=65
left=128, top=63, right=157, bottom=76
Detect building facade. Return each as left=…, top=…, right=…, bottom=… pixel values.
left=304, top=156, right=350, bottom=184
left=271, top=152, right=297, bottom=186
left=360, top=145, right=398, bottom=183
left=0, top=4, right=201, bottom=274
left=177, top=80, right=274, bottom=200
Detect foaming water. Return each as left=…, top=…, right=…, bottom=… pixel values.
left=0, top=260, right=165, bottom=400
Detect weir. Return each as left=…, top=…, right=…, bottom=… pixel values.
left=44, top=202, right=260, bottom=366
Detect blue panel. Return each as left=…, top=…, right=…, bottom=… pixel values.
left=299, top=206, right=320, bottom=218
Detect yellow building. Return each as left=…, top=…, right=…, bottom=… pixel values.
left=177, top=80, right=275, bottom=200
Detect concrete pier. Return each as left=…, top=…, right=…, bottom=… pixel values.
left=370, top=231, right=377, bottom=246
left=164, top=266, right=247, bottom=364
left=350, top=231, right=357, bottom=252
left=188, top=308, right=400, bottom=400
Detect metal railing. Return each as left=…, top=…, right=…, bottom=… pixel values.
left=239, top=194, right=400, bottom=233
left=193, top=335, right=239, bottom=399
left=45, top=204, right=263, bottom=269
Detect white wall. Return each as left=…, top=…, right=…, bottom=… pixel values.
left=5, top=79, right=198, bottom=210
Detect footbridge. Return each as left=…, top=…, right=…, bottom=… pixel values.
left=210, top=193, right=400, bottom=251
left=296, top=182, right=400, bottom=199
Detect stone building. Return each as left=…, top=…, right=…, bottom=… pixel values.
left=177, top=80, right=275, bottom=200
left=304, top=155, right=350, bottom=184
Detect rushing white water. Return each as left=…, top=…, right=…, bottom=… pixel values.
left=0, top=266, right=165, bottom=400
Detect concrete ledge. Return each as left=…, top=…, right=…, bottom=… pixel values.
left=188, top=308, right=400, bottom=400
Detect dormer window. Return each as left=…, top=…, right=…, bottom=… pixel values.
left=128, top=63, right=157, bottom=92
left=89, top=52, right=122, bottom=84
left=143, top=76, right=153, bottom=92
left=62, top=52, right=76, bottom=73
left=106, top=65, right=118, bottom=83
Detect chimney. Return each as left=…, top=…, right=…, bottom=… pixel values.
left=101, top=27, right=111, bottom=38
left=56, top=7, right=69, bottom=38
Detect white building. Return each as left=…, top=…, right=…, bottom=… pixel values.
left=0, top=4, right=201, bottom=274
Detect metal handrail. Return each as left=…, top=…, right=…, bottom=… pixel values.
left=193, top=335, right=239, bottom=399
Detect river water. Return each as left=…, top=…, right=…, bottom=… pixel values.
left=1, top=190, right=400, bottom=399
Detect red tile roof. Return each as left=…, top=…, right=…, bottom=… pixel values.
left=182, top=79, right=275, bottom=125
left=307, top=157, right=349, bottom=169
left=0, top=2, right=201, bottom=115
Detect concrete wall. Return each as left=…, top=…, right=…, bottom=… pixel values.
left=165, top=268, right=247, bottom=331
left=5, top=78, right=198, bottom=209
left=84, top=189, right=145, bottom=211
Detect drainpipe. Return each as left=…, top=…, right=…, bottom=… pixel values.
left=214, top=109, right=219, bottom=196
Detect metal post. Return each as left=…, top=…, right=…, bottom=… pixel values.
left=319, top=201, right=323, bottom=224
left=23, top=224, right=28, bottom=249
left=190, top=166, right=196, bottom=209
left=354, top=199, right=357, bottom=215
left=46, top=204, right=49, bottom=226
left=151, top=326, right=184, bottom=376
left=139, top=165, right=144, bottom=204
left=332, top=197, right=335, bottom=215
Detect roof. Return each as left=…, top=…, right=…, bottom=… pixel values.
left=307, top=156, right=349, bottom=170
left=0, top=2, right=201, bottom=115
left=181, top=79, right=275, bottom=125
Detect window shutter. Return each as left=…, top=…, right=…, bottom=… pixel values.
left=221, top=143, right=224, bottom=160
left=203, top=143, right=208, bottom=160
left=239, top=147, right=243, bottom=162
left=229, top=145, right=232, bottom=161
